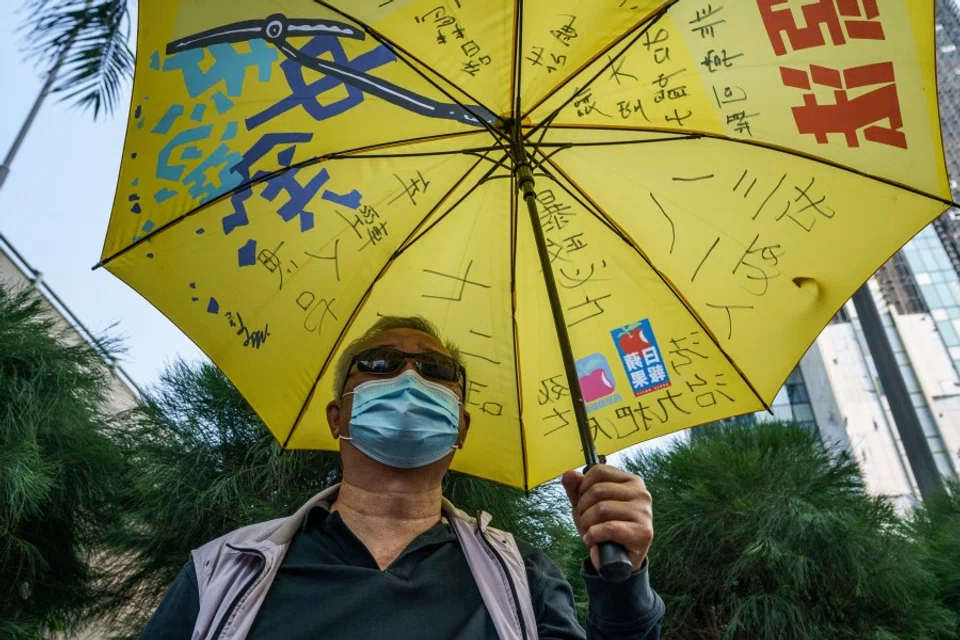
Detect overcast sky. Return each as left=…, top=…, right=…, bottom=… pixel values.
left=0, top=2, right=204, bottom=388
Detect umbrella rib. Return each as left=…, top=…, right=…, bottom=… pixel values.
left=313, top=1, right=509, bottom=147
left=508, top=171, right=531, bottom=491
left=520, top=0, right=679, bottom=134
left=527, top=134, right=701, bottom=150
left=536, top=152, right=772, bottom=414
left=532, top=124, right=960, bottom=208
left=327, top=145, right=504, bottom=160
left=511, top=0, right=524, bottom=124
left=280, top=155, right=494, bottom=448
left=93, top=131, right=487, bottom=271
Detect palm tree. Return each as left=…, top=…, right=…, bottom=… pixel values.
left=18, top=0, right=134, bottom=117
left=2, top=0, right=134, bottom=187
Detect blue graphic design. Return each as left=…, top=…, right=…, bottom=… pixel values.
left=211, top=92, right=234, bottom=114
left=575, top=353, right=622, bottom=414
left=221, top=132, right=311, bottom=234
left=152, top=104, right=184, bottom=135
left=155, top=122, right=243, bottom=204
left=322, top=188, right=362, bottom=209
left=163, top=40, right=277, bottom=98
left=181, top=145, right=243, bottom=202
left=165, top=15, right=495, bottom=128
left=221, top=122, right=238, bottom=140
left=181, top=146, right=203, bottom=160
left=221, top=132, right=361, bottom=237
left=154, top=188, right=177, bottom=203
left=207, top=297, right=220, bottom=314
left=611, top=319, right=672, bottom=397
left=156, top=125, right=213, bottom=180
left=247, top=35, right=395, bottom=129
left=238, top=239, right=257, bottom=266
left=147, top=14, right=506, bottom=279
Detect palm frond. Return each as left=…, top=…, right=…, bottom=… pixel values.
left=18, top=0, right=134, bottom=119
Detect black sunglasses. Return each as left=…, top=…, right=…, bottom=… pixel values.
left=341, top=347, right=467, bottom=398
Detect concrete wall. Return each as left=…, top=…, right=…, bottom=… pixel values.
left=893, top=313, right=960, bottom=475
left=798, top=343, right=851, bottom=455
left=804, top=322, right=918, bottom=509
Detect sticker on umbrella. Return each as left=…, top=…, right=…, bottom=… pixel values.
left=575, top=353, right=622, bottom=414
left=611, top=320, right=672, bottom=397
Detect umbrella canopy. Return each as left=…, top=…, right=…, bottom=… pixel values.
left=101, top=0, right=952, bottom=490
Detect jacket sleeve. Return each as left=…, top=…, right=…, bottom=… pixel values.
left=523, top=546, right=664, bottom=640
left=138, top=560, right=201, bottom=640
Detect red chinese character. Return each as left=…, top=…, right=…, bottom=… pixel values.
left=758, top=0, right=885, bottom=56
left=780, top=62, right=907, bottom=149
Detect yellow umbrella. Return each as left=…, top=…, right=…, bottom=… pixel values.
left=101, top=0, right=952, bottom=490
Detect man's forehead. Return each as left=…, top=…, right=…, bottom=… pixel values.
left=363, top=328, right=448, bottom=354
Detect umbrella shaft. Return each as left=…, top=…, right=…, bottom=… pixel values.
left=516, top=162, right=600, bottom=467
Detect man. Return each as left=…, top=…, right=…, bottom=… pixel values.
left=140, top=316, right=663, bottom=639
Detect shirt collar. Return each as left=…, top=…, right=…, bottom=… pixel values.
left=301, top=500, right=453, bottom=536
left=302, top=500, right=334, bottom=533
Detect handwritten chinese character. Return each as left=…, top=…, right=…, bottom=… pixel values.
left=701, top=48, right=743, bottom=73
left=690, top=4, right=725, bottom=38
left=390, top=170, right=431, bottom=206
left=551, top=14, right=579, bottom=46
left=538, top=375, right=570, bottom=405
left=642, top=28, right=671, bottom=64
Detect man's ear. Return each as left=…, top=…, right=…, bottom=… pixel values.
left=327, top=400, right=343, bottom=439
left=457, top=410, right=471, bottom=449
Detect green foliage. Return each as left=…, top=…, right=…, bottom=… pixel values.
left=908, top=480, right=960, bottom=633
left=625, top=421, right=957, bottom=640
left=0, top=286, right=127, bottom=639
left=102, top=359, right=342, bottom=632
left=18, top=0, right=134, bottom=118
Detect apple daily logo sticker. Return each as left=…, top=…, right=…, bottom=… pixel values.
left=575, top=353, right=622, bottom=414
left=611, top=319, right=671, bottom=397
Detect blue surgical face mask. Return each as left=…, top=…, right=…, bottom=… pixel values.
left=341, top=369, right=462, bottom=469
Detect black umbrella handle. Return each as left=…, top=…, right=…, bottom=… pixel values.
left=583, top=463, right=633, bottom=583
left=597, top=542, right=633, bottom=582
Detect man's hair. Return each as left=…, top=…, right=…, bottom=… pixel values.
left=332, top=315, right=466, bottom=397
